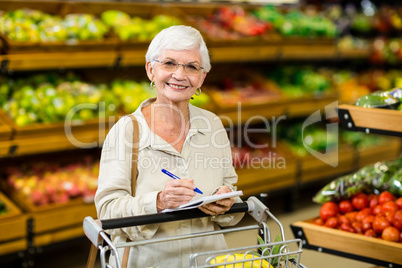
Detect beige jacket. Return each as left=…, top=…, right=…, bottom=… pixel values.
left=95, top=98, right=244, bottom=268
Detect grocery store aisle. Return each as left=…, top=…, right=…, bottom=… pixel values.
left=31, top=190, right=377, bottom=268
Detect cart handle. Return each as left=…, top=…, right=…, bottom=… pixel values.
left=101, top=201, right=249, bottom=230
left=84, top=197, right=268, bottom=246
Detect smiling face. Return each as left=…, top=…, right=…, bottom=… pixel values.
left=146, top=48, right=207, bottom=104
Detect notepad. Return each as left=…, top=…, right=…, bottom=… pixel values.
left=162, top=190, right=243, bottom=213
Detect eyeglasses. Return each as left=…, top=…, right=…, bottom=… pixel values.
left=153, top=59, right=204, bottom=75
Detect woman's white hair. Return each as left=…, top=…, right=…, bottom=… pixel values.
left=145, top=25, right=211, bottom=73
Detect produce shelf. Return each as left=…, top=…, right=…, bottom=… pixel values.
left=0, top=109, right=114, bottom=139
left=279, top=43, right=337, bottom=60
left=217, top=94, right=338, bottom=126
left=209, top=45, right=280, bottom=62
left=0, top=51, right=118, bottom=71
left=4, top=188, right=97, bottom=247
left=299, top=146, right=356, bottom=184
left=338, top=104, right=402, bottom=137
left=0, top=115, right=12, bottom=141
left=0, top=0, right=119, bottom=55
left=0, top=43, right=344, bottom=71
left=357, top=138, right=401, bottom=168
left=236, top=159, right=298, bottom=196
left=0, top=192, right=28, bottom=255
left=291, top=218, right=402, bottom=268
left=338, top=48, right=371, bottom=59
left=0, top=129, right=106, bottom=157
left=283, top=94, right=338, bottom=117
left=33, top=225, right=86, bottom=247
left=0, top=108, right=115, bottom=157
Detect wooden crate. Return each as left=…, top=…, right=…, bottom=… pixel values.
left=357, top=138, right=401, bottom=168
left=280, top=42, right=337, bottom=60
left=291, top=218, right=402, bottom=266
left=0, top=108, right=116, bottom=140
left=0, top=113, right=12, bottom=141
left=7, top=192, right=97, bottom=247
left=0, top=129, right=105, bottom=157
left=0, top=192, right=27, bottom=255
left=30, top=201, right=97, bottom=247
left=338, top=104, right=402, bottom=136
left=283, top=93, right=339, bottom=118
left=0, top=0, right=118, bottom=54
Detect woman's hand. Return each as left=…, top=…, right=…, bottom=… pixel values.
left=198, top=186, right=235, bottom=217
left=157, top=179, right=196, bottom=212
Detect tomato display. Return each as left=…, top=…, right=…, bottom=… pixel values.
left=317, top=191, right=402, bottom=243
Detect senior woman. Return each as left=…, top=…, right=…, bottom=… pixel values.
left=95, top=25, right=244, bottom=267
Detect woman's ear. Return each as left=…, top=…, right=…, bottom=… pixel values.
left=145, top=61, right=154, bottom=82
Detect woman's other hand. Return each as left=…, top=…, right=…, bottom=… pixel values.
left=157, top=179, right=196, bottom=212
left=198, top=186, right=235, bottom=216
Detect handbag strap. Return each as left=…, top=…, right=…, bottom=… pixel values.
left=127, top=114, right=139, bottom=196
left=86, top=115, right=139, bottom=268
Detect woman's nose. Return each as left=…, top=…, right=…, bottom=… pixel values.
left=173, top=64, right=186, bottom=77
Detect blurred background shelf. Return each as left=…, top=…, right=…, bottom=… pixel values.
left=0, top=129, right=105, bottom=157
left=0, top=191, right=28, bottom=256
left=0, top=51, right=118, bottom=72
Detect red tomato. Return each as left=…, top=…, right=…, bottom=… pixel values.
left=396, top=197, right=402, bottom=210
left=325, top=217, right=339, bottom=228
left=392, top=210, right=402, bottom=231
left=345, top=211, right=358, bottom=223
left=362, top=215, right=375, bottom=232
left=339, top=200, right=354, bottom=214
left=373, top=216, right=391, bottom=234
left=340, top=223, right=355, bottom=233
left=313, top=218, right=324, bottom=226
left=364, top=229, right=377, bottom=238
left=378, top=191, right=395, bottom=205
left=372, top=205, right=382, bottom=215
left=382, top=226, right=400, bottom=242
left=320, top=202, right=339, bottom=222
left=355, top=208, right=372, bottom=222
left=352, top=193, right=369, bottom=210
left=369, top=194, right=379, bottom=208
left=352, top=221, right=363, bottom=234
left=338, top=215, right=350, bottom=225
left=381, top=201, right=398, bottom=217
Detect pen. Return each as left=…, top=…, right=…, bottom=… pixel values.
left=161, top=169, right=203, bottom=194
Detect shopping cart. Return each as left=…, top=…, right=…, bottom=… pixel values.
left=83, top=196, right=305, bottom=268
